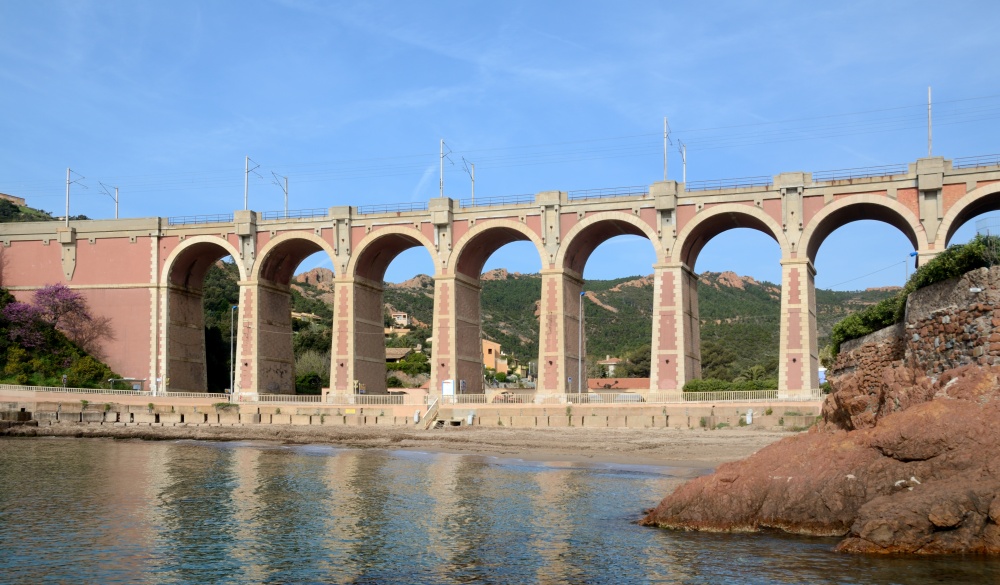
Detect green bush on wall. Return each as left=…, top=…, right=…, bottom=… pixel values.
left=829, top=235, right=997, bottom=354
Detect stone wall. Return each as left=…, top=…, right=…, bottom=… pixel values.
left=827, top=266, right=1000, bottom=430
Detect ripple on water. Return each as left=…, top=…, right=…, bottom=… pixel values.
left=1, top=437, right=999, bottom=584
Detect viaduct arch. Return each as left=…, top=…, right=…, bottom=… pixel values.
left=443, top=219, right=546, bottom=394
left=160, top=235, right=244, bottom=392
left=336, top=226, right=438, bottom=394
left=1, top=155, right=998, bottom=398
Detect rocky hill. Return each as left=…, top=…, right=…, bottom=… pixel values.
left=288, top=268, right=894, bottom=379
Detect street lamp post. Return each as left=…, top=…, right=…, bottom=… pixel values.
left=579, top=291, right=585, bottom=394
left=230, top=305, right=238, bottom=395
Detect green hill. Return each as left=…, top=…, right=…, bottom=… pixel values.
left=198, top=265, right=896, bottom=385
left=0, top=198, right=88, bottom=222
left=379, top=269, right=896, bottom=380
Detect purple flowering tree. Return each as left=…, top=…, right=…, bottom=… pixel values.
left=2, top=301, right=45, bottom=348
left=33, top=283, right=90, bottom=329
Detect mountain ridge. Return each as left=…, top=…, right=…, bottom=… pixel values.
left=289, top=268, right=895, bottom=381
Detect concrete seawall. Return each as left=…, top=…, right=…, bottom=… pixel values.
left=2, top=394, right=820, bottom=431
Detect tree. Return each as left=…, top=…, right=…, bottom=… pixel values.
left=33, top=283, right=89, bottom=330
left=733, top=365, right=767, bottom=383
left=1, top=302, right=45, bottom=348
left=0, top=199, right=20, bottom=222
left=30, top=284, right=115, bottom=359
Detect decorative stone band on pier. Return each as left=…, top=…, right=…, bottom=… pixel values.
left=3, top=156, right=1000, bottom=396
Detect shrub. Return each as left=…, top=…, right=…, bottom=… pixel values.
left=67, top=356, right=112, bottom=387
left=387, top=376, right=404, bottom=388
left=295, top=372, right=324, bottom=394
left=683, top=378, right=778, bottom=392
left=699, top=416, right=708, bottom=428
left=830, top=235, right=997, bottom=354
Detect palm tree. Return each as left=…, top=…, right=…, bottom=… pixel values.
left=734, top=365, right=767, bottom=383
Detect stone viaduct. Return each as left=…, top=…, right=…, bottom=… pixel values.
left=1, top=155, right=999, bottom=397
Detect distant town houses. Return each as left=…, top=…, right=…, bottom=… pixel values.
left=598, top=355, right=622, bottom=376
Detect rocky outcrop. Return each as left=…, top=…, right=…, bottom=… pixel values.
left=641, top=267, right=1000, bottom=554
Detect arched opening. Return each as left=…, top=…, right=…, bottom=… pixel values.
left=581, top=235, right=657, bottom=388
left=674, top=207, right=785, bottom=389
left=165, top=240, right=240, bottom=392
left=254, top=235, right=333, bottom=394
left=346, top=230, right=436, bottom=394
left=694, top=229, right=782, bottom=384
left=451, top=224, right=545, bottom=394
left=558, top=215, right=659, bottom=394
left=941, top=185, right=1000, bottom=249
left=808, top=210, right=919, bottom=370
left=382, top=247, right=435, bottom=394
left=479, top=241, right=543, bottom=392
left=289, top=251, right=337, bottom=396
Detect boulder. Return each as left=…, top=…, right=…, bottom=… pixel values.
left=641, top=365, right=1000, bottom=554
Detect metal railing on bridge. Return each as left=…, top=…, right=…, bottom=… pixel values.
left=261, top=208, right=329, bottom=221
left=685, top=176, right=772, bottom=191
left=812, top=163, right=908, bottom=182
left=357, top=202, right=429, bottom=215
left=167, top=213, right=235, bottom=226
left=953, top=153, right=1000, bottom=169
left=459, top=194, right=535, bottom=208
left=567, top=186, right=649, bottom=201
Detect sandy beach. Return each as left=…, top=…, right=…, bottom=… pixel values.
left=2, top=423, right=791, bottom=469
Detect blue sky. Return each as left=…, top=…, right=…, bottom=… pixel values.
left=2, top=1, right=999, bottom=289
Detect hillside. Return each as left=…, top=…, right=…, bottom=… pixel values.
left=0, top=198, right=87, bottom=222
left=287, top=267, right=895, bottom=381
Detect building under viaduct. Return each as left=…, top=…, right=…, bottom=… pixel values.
left=1, top=155, right=999, bottom=397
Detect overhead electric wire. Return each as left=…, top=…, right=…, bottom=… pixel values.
left=4, top=93, right=1000, bottom=200
left=824, top=261, right=906, bottom=290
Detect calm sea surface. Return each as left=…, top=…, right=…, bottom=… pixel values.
left=1, top=437, right=998, bottom=584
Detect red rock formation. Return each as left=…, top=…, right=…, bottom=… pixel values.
left=641, top=366, right=1000, bottom=553
left=642, top=268, right=1000, bottom=554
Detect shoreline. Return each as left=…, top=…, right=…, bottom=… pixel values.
left=0, top=422, right=791, bottom=469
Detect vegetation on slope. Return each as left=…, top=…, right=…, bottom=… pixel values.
left=198, top=262, right=895, bottom=389
left=830, top=235, right=999, bottom=354
left=0, top=285, right=118, bottom=387
left=0, top=199, right=89, bottom=222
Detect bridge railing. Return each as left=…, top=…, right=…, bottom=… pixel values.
left=357, top=202, right=429, bottom=215
left=953, top=154, right=1000, bottom=169
left=685, top=176, right=772, bottom=191
left=567, top=186, right=649, bottom=200
left=812, top=164, right=908, bottom=182
left=459, top=194, right=535, bottom=208
left=167, top=213, right=235, bottom=226
left=261, top=208, right=329, bottom=220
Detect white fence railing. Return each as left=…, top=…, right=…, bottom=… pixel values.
left=162, top=391, right=230, bottom=400
left=2, top=385, right=820, bottom=405
left=0, top=384, right=152, bottom=397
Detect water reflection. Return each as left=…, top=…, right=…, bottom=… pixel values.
left=2, top=438, right=1000, bottom=585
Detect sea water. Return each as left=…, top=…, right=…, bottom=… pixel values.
left=1, top=437, right=998, bottom=584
